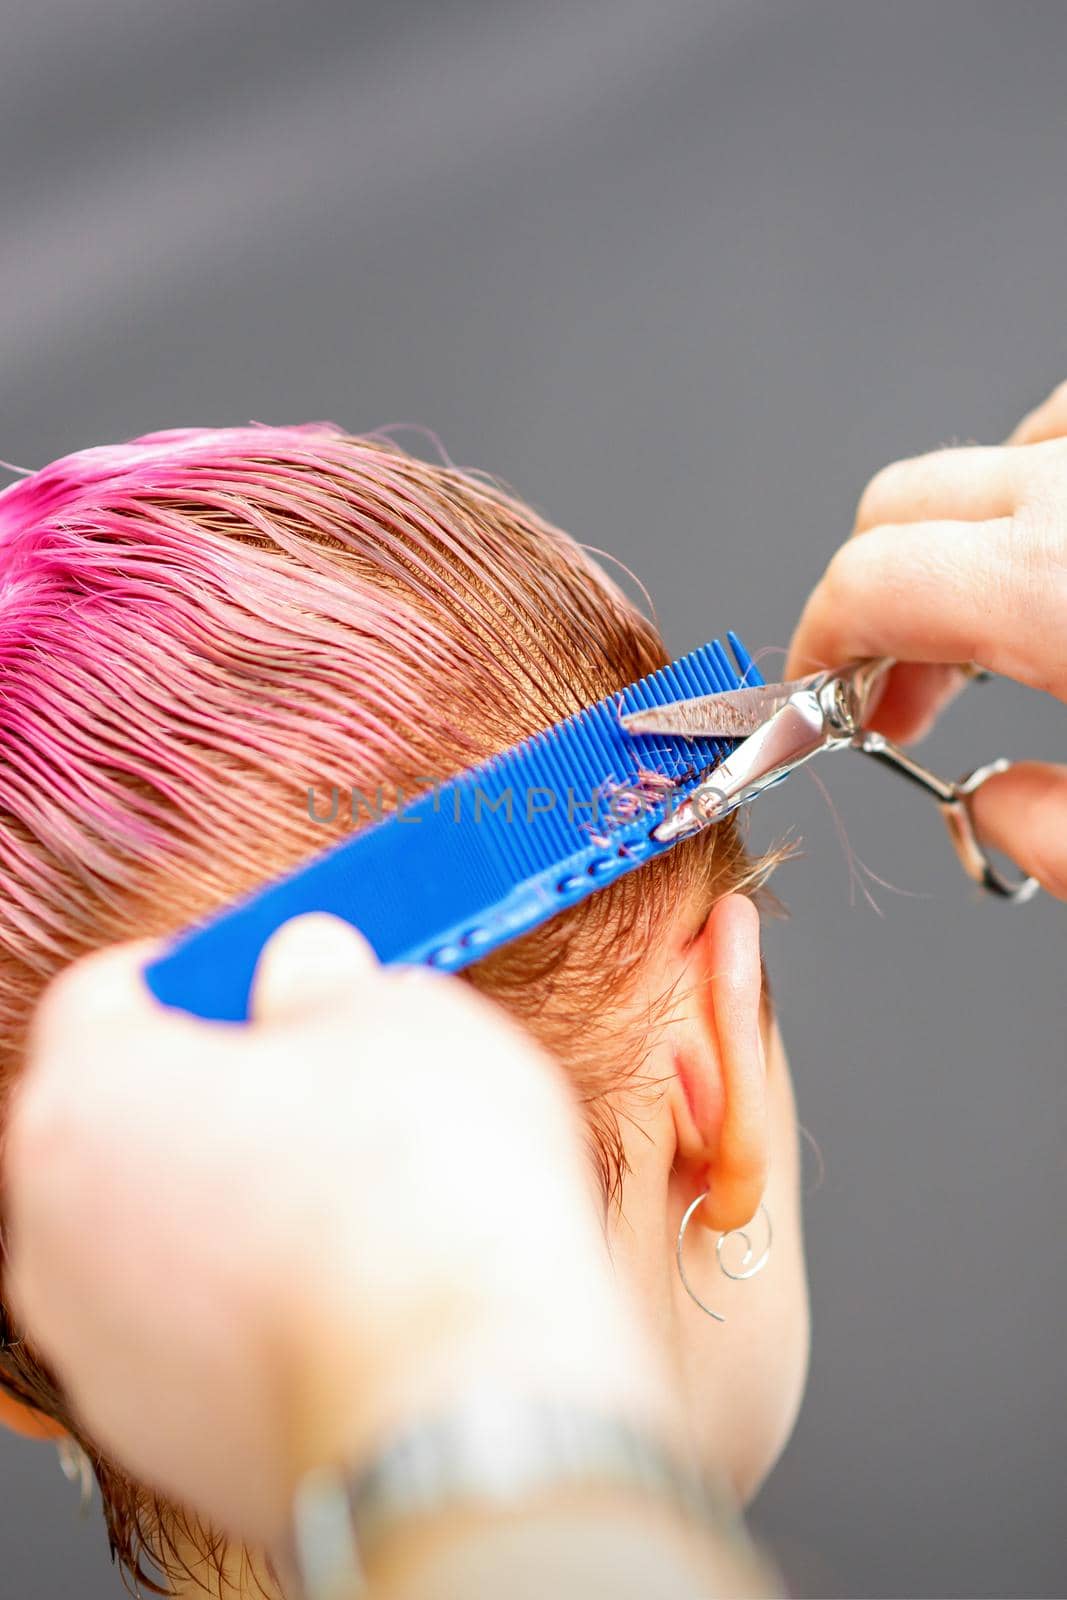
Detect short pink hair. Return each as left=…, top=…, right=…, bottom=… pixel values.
left=0, top=425, right=768, bottom=1591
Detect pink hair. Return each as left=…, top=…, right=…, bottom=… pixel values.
left=0, top=425, right=631, bottom=1013
left=0, top=424, right=766, bottom=1592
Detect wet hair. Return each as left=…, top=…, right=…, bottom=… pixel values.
left=0, top=425, right=775, bottom=1593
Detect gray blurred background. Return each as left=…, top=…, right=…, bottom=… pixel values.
left=1, top=2, right=1064, bottom=1595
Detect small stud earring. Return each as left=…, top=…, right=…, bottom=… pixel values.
left=676, top=1193, right=773, bottom=1323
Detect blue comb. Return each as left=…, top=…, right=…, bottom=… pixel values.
left=143, top=632, right=763, bottom=1021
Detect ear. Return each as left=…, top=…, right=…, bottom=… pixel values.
left=670, top=894, right=768, bottom=1234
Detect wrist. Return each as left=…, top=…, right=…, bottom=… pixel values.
left=282, top=1388, right=773, bottom=1600
left=284, top=1267, right=679, bottom=1495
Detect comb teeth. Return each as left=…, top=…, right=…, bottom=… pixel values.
left=144, top=634, right=764, bottom=1021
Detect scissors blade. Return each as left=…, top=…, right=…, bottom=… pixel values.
left=620, top=679, right=813, bottom=740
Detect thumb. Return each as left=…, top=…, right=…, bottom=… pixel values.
left=968, top=762, right=1067, bottom=902
left=250, top=914, right=381, bottom=1024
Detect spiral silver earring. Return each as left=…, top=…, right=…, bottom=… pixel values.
left=676, top=1193, right=773, bottom=1323
left=57, top=1436, right=94, bottom=1515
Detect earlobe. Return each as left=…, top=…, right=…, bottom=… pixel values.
left=0, top=1388, right=67, bottom=1441
left=674, top=894, right=769, bottom=1234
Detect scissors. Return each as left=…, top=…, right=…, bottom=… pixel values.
left=620, top=659, right=1038, bottom=904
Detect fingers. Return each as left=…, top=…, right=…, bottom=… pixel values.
left=1008, top=378, right=1067, bottom=445
left=854, top=446, right=1027, bottom=532
left=864, top=661, right=973, bottom=745
left=858, top=435, right=1067, bottom=531
left=25, top=937, right=165, bottom=1069
left=790, top=515, right=1008, bottom=672
left=789, top=511, right=1067, bottom=699
left=969, top=761, right=1067, bottom=901
left=250, top=914, right=380, bottom=1025
left=788, top=385, right=1067, bottom=743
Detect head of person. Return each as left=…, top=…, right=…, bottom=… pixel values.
left=0, top=426, right=809, bottom=1594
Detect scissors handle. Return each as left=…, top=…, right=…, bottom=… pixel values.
left=855, top=733, right=1039, bottom=903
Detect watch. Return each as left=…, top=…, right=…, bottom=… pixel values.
left=282, top=1388, right=775, bottom=1599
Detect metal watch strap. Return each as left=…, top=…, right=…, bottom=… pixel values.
left=284, top=1390, right=771, bottom=1600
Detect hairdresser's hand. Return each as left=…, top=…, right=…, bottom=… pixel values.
left=787, top=378, right=1067, bottom=898
left=4, top=918, right=664, bottom=1547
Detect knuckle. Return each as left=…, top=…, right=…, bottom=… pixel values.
left=823, top=535, right=866, bottom=600
left=856, top=448, right=960, bottom=530
left=33, top=957, right=92, bottom=1031
left=992, top=510, right=1067, bottom=698
left=1010, top=496, right=1067, bottom=585
left=855, top=458, right=908, bottom=529
left=34, top=945, right=135, bottom=1035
